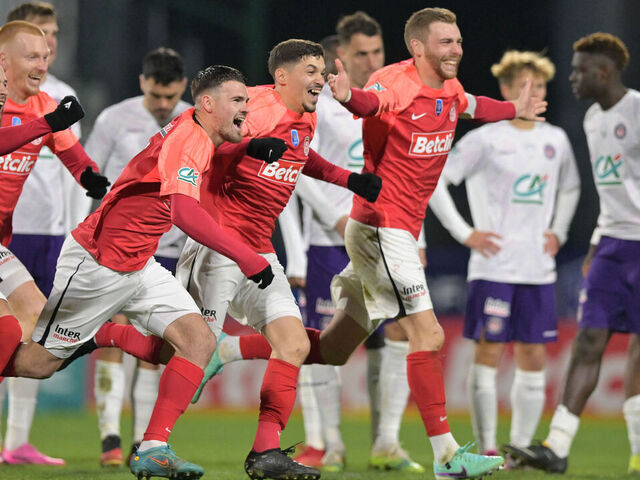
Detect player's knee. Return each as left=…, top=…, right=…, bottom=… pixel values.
left=274, top=333, right=310, bottom=365
left=574, top=328, right=608, bottom=363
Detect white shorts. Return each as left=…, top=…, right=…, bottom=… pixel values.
left=176, top=238, right=301, bottom=338
left=32, top=236, right=200, bottom=358
left=330, top=218, right=432, bottom=332
left=0, top=244, right=34, bottom=298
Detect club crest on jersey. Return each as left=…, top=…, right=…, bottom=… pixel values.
left=291, top=129, right=300, bottom=147
left=435, top=99, right=443, bottom=116
left=304, top=136, right=310, bottom=156
left=11, top=117, right=21, bottom=126
left=31, top=137, right=42, bottom=146
left=449, top=102, right=456, bottom=121
left=177, top=167, right=199, bottom=186
left=544, top=144, right=556, bottom=159
left=615, top=123, right=627, bottom=139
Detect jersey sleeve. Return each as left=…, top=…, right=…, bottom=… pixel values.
left=243, top=88, right=285, bottom=138
left=84, top=109, right=117, bottom=172
left=363, top=69, right=406, bottom=115
left=441, top=127, right=485, bottom=185
left=158, top=126, right=212, bottom=201
left=557, top=130, right=581, bottom=191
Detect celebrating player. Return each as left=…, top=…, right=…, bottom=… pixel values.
left=504, top=33, right=640, bottom=475
left=1, top=65, right=284, bottom=480
left=429, top=50, right=580, bottom=462
left=85, top=46, right=190, bottom=467
left=176, top=39, right=381, bottom=480
left=202, top=8, right=546, bottom=479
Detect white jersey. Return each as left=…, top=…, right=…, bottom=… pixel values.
left=432, top=120, right=580, bottom=284
left=12, top=73, right=86, bottom=235
left=85, top=95, right=190, bottom=258
left=584, top=89, right=640, bottom=241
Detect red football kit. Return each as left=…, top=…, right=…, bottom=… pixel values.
left=201, top=86, right=351, bottom=253
left=0, top=92, right=97, bottom=246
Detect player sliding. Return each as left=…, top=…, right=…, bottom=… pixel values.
left=0, top=65, right=286, bottom=480
left=199, top=8, right=546, bottom=479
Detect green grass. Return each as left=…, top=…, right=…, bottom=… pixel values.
left=0, top=409, right=630, bottom=479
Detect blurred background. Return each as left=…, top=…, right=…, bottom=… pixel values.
left=0, top=0, right=638, bottom=414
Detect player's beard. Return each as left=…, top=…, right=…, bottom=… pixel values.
left=427, top=52, right=460, bottom=81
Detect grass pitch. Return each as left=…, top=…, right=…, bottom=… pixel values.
left=0, top=409, right=629, bottom=479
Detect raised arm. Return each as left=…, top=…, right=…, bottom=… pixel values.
left=463, top=79, right=547, bottom=123
left=327, top=59, right=380, bottom=117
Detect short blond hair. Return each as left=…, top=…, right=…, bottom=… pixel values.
left=0, top=20, right=45, bottom=51
left=404, top=7, right=456, bottom=55
left=574, top=32, right=629, bottom=71
left=490, top=50, right=555, bottom=85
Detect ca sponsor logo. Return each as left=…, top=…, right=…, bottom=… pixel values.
left=0, top=154, right=36, bottom=175
left=347, top=139, right=364, bottom=170
left=364, top=81, right=385, bottom=92
left=258, top=159, right=303, bottom=185
left=512, top=173, right=548, bottom=204
left=483, top=297, right=510, bottom=317
left=408, top=130, right=454, bottom=157
left=594, top=154, right=622, bottom=185
left=177, top=167, right=199, bottom=186
left=53, top=324, right=81, bottom=343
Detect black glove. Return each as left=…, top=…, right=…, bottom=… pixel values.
left=347, top=172, right=382, bottom=202
left=44, top=95, right=84, bottom=132
left=248, top=264, right=275, bottom=290
left=247, top=137, right=287, bottom=164
left=80, top=166, right=110, bottom=199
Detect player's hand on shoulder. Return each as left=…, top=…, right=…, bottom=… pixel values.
left=80, top=167, right=110, bottom=199
left=464, top=229, right=502, bottom=257
left=45, top=95, right=85, bottom=132
left=248, top=264, right=275, bottom=290
left=513, top=78, right=547, bottom=122
left=347, top=172, right=382, bottom=203
left=247, top=137, right=287, bottom=164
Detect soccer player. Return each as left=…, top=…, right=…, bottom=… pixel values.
left=176, top=39, right=381, bottom=480
left=85, top=46, right=190, bottom=467
left=504, top=33, right=640, bottom=475
left=292, top=12, right=425, bottom=473
left=428, top=50, right=580, bottom=462
left=2, top=2, right=87, bottom=466
left=1, top=64, right=284, bottom=480
left=201, top=8, right=547, bottom=479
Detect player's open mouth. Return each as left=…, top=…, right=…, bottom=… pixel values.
left=28, top=74, right=42, bottom=84
left=233, top=116, right=244, bottom=129
left=308, top=87, right=322, bottom=99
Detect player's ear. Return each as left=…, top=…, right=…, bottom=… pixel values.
left=138, top=74, right=147, bottom=93
left=200, top=93, right=214, bottom=113
left=0, top=52, right=7, bottom=71
left=410, top=38, right=424, bottom=57
left=274, top=67, right=287, bottom=87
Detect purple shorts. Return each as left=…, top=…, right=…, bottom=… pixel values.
left=305, top=245, right=350, bottom=330
left=578, top=236, right=640, bottom=334
left=8, top=234, right=64, bottom=297
left=154, top=255, right=178, bottom=276
left=464, top=279, right=557, bottom=343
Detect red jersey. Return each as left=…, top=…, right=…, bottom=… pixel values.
left=351, top=59, right=468, bottom=238
left=201, top=86, right=317, bottom=253
left=0, top=92, right=77, bottom=245
left=73, top=108, right=215, bottom=271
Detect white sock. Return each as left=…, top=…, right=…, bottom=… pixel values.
left=430, top=432, right=460, bottom=465
left=217, top=335, right=242, bottom=363
left=138, top=440, right=166, bottom=452
left=366, top=347, right=383, bottom=443
left=623, top=395, right=640, bottom=455
left=311, top=364, right=344, bottom=453
left=545, top=404, right=580, bottom=458
left=298, top=365, right=324, bottom=450
left=510, top=369, right=545, bottom=447
left=94, top=360, right=125, bottom=439
left=467, top=363, right=497, bottom=453
left=6, top=377, right=39, bottom=450
left=373, top=339, right=410, bottom=450
left=132, top=367, right=161, bottom=443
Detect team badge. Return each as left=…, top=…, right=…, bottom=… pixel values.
left=304, top=136, right=310, bottom=156
left=31, top=137, right=42, bottom=146
left=435, top=99, right=443, bottom=116
left=486, top=316, right=504, bottom=335
left=614, top=123, right=627, bottom=139
left=544, top=144, right=556, bottom=158
left=449, top=102, right=456, bottom=121
left=177, top=167, right=199, bottom=186
left=291, top=129, right=300, bottom=147
left=11, top=117, right=21, bottom=126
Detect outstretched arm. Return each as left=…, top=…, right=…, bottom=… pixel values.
left=0, top=117, right=51, bottom=155
left=463, top=79, right=547, bottom=123
left=328, top=59, right=380, bottom=117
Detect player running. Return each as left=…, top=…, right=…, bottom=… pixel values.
left=504, top=33, right=640, bottom=475
left=200, top=8, right=546, bottom=479
left=176, top=39, right=381, bottom=480
left=0, top=64, right=284, bottom=480
left=429, top=50, right=580, bottom=463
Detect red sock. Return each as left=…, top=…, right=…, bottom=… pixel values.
left=143, top=356, right=203, bottom=442
left=407, top=351, right=450, bottom=437
left=0, top=315, right=22, bottom=377
left=95, top=323, right=163, bottom=364
left=239, top=328, right=324, bottom=364
left=252, top=358, right=299, bottom=452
